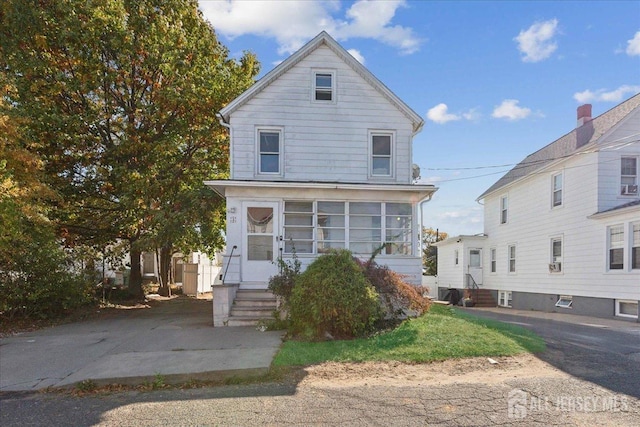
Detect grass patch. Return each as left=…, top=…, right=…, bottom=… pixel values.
left=273, top=304, right=545, bottom=366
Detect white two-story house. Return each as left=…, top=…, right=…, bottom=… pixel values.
left=436, top=94, right=640, bottom=321
left=205, top=32, right=436, bottom=326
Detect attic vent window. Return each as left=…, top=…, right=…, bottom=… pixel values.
left=314, top=71, right=334, bottom=101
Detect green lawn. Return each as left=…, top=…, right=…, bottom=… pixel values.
left=273, top=304, right=545, bottom=366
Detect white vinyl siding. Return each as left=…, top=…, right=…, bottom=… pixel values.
left=229, top=46, right=414, bottom=183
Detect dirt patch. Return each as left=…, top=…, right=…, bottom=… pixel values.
left=299, top=354, right=567, bottom=388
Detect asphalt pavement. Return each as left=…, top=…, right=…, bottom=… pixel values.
left=460, top=307, right=640, bottom=399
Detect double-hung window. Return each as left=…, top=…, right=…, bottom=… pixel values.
left=632, top=222, right=640, bottom=270
left=370, top=132, right=393, bottom=177
left=313, top=70, right=334, bottom=102
left=608, top=225, right=624, bottom=270
left=552, top=172, right=563, bottom=207
left=621, top=157, right=638, bottom=195
left=550, top=237, right=562, bottom=273
left=257, top=129, right=281, bottom=174
left=500, top=196, right=508, bottom=224
left=490, top=248, right=496, bottom=273
left=508, top=244, right=516, bottom=273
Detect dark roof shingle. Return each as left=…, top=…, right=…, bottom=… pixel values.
left=477, top=93, right=640, bottom=200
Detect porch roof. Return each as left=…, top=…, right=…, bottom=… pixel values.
left=204, top=179, right=437, bottom=201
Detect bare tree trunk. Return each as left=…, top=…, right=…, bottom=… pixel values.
left=128, top=246, right=144, bottom=299
left=157, top=243, right=173, bottom=297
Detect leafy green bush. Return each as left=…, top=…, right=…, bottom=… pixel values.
left=0, top=217, right=93, bottom=320
left=268, top=251, right=301, bottom=312
left=358, top=258, right=430, bottom=326
left=289, top=249, right=381, bottom=340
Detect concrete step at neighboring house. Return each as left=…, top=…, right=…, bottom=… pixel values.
left=227, top=289, right=277, bottom=327
left=469, top=289, right=497, bottom=308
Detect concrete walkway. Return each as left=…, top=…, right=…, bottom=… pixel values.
left=0, top=297, right=284, bottom=392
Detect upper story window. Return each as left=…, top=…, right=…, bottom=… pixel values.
left=500, top=195, right=508, bottom=224
left=257, top=128, right=282, bottom=175
left=552, top=172, right=563, bottom=207
left=608, top=224, right=624, bottom=270
left=454, top=249, right=459, bottom=265
left=313, top=70, right=335, bottom=102
left=370, top=132, right=393, bottom=177
left=621, top=157, right=638, bottom=196
left=508, top=244, right=516, bottom=273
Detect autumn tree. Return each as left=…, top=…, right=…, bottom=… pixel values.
left=422, top=228, right=448, bottom=276
left=1, top=0, right=259, bottom=297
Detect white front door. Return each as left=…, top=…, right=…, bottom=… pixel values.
left=468, top=248, right=483, bottom=286
left=242, top=202, right=280, bottom=286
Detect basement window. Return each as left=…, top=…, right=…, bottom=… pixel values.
left=555, top=295, right=573, bottom=309
left=616, top=300, right=638, bottom=319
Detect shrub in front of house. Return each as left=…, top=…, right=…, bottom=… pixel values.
left=358, top=258, right=431, bottom=326
left=289, top=249, right=381, bottom=340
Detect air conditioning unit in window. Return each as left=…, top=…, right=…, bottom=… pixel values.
left=548, top=262, right=562, bottom=273
left=621, top=185, right=639, bottom=195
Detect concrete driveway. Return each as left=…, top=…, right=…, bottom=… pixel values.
left=460, top=307, right=640, bottom=399
left=0, top=297, right=284, bottom=392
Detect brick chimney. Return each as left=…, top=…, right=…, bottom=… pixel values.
left=577, top=104, right=592, bottom=127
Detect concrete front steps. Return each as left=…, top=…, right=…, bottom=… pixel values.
left=227, top=289, right=278, bottom=327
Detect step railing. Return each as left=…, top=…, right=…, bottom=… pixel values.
left=465, top=273, right=479, bottom=303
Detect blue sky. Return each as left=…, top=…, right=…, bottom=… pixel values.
left=198, top=0, right=640, bottom=236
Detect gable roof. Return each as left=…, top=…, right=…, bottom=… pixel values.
left=477, top=93, right=640, bottom=200
left=218, top=31, right=424, bottom=133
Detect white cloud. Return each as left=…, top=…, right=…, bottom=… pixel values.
left=574, top=85, right=640, bottom=103
left=426, top=103, right=460, bottom=124
left=514, top=18, right=559, bottom=62
left=198, top=0, right=422, bottom=56
left=626, top=31, right=640, bottom=56
left=492, top=99, right=532, bottom=121
left=462, top=108, right=482, bottom=121
left=426, top=104, right=481, bottom=124
left=347, top=48, right=365, bottom=64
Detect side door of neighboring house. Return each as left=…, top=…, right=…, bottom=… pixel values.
left=468, top=248, right=483, bottom=286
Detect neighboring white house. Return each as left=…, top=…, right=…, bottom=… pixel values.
left=436, top=94, right=640, bottom=321
left=205, top=32, right=437, bottom=326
